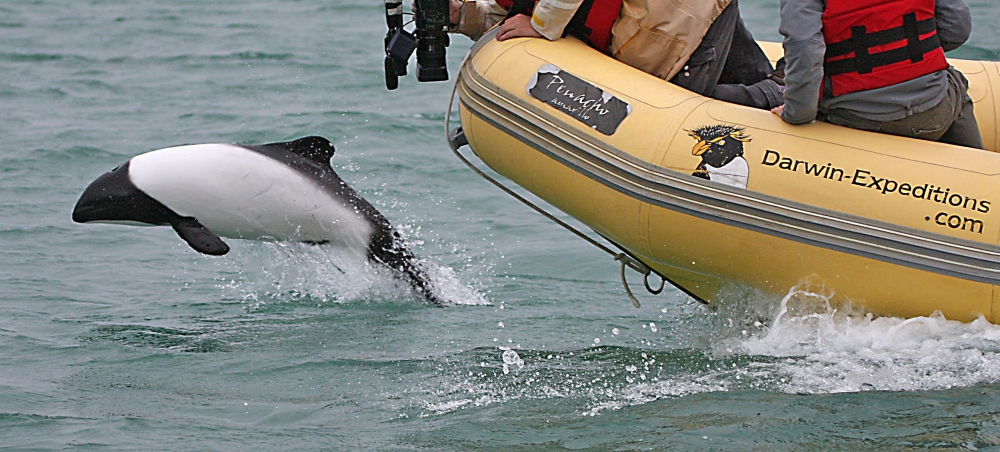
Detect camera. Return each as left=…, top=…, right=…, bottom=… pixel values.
left=384, top=0, right=451, bottom=90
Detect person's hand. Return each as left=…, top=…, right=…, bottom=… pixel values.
left=771, top=105, right=784, bottom=117
left=497, top=14, right=542, bottom=41
left=450, top=0, right=462, bottom=27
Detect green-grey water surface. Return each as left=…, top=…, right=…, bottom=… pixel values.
left=4, top=0, right=1000, bottom=449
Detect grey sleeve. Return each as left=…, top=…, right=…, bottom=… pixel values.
left=935, top=0, right=972, bottom=52
left=779, top=0, right=826, bottom=125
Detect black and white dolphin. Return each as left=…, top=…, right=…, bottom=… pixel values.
left=72, top=136, right=441, bottom=304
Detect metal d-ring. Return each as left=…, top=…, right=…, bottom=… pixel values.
left=643, top=272, right=665, bottom=295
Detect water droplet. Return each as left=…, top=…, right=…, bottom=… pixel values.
left=498, top=321, right=504, bottom=328
left=649, top=323, right=657, bottom=332
left=612, top=328, right=619, bottom=335
left=594, top=338, right=600, bottom=344
left=502, top=349, right=524, bottom=370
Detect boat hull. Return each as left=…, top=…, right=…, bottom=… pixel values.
left=456, top=33, right=1000, bottom=322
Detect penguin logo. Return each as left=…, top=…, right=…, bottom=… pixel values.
left=686, top=124, right=751, bottom=189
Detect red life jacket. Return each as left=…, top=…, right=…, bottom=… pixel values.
left=495, top=0, right=622, bottom=53
left=822, top=0, right=949, bottom=97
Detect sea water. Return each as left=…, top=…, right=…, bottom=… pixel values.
left=3, top=0, right=1000, bottom=449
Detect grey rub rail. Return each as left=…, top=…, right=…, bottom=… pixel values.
left=456, top=51, right=1000, bottom=286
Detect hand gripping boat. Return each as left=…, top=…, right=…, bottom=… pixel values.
left=451, top=30, right=1000, bottom=323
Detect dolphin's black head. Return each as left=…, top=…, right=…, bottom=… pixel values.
left=73, top=160, right=231, bottom=256
left=72, top=161, right=172, bottom=226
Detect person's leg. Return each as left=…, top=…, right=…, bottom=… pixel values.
left=822, top=93, right=955, bottom=142
left=712, top=6, right=783, bottom=108
left=669, top=0, right=739, bottom=96
left=716, top=6, right=772, bottom=86
left=874, top=100, right=953, bottom=141
left=818, top=74, right=982, bottom=149
left=820, top=108, right=884, bottom=133
left=710, top=80, right=784, bottom=109
left=937, top=67, right=984, bottom=149
left=671, top=0, right=782, bottom=109
left=939, top=100, right=984, bottom=149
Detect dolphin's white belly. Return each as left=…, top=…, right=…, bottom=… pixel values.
left=129, top=144, right=373, bottom=254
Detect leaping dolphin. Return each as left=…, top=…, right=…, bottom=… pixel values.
left=72, top=136, right=441, bottom=304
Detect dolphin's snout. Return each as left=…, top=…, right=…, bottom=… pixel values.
left=72, top=161, right=171, bottom=226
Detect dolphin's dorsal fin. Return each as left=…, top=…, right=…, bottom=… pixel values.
left=170, top=216, right=230, bottom=256
left=280, top=136, right=336, bottom=168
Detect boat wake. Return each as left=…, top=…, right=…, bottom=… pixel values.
left=732, top=282, right=1000, bottom=394
left=406, top=281, right=1000, bottom=418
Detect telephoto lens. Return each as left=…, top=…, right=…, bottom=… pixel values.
left=414, top=0, right=450, bottom=82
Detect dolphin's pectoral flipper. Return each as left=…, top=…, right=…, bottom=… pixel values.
left=170, top=217, right=230, bottom=256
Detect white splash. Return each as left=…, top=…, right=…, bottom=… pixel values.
left=585, top=378, right=728, bottom=416
left=733, top=283, right=1000, bottom=393
left=422, top=259, right=490, bottom=306
left=216, top=240, right=488, bottom=307
left=421, top=398, right=474, bottom=415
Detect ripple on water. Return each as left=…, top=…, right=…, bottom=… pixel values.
left=400, top=281, right=1000, bottom=419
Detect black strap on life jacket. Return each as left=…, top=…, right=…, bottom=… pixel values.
left=563, top=0, right=596, bottom=41
left=824, top=13, right=940, bottom=76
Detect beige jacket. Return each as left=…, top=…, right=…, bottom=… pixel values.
left=611, top=0, right=732, bottom=80
left=452, top=0, right=732, bottom=81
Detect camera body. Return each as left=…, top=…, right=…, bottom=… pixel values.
left=384, top=0, right=450, bottom=90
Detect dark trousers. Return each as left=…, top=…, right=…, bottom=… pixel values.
left=669, top=0, right=775, bottom=108
left=820, top=67, right=984, bottom=149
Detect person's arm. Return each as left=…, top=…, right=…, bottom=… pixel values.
left=934, top=0, right=972, bottom=52
left=778, top=0, right=826, bottom=125
left=529, top=0, right=584, bottom=39
left=497, top=0, right=584, bottom=41
left=450, top=0, right=509, bottom=41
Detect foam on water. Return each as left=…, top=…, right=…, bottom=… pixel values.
left=216, top=240, right=488, bottom=308
left=734, top=283, right=1000, bottom=394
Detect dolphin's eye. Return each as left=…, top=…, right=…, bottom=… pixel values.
left=718, top=139, right=725, bottom=146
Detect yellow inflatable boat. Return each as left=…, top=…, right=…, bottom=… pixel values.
left=452, top=30, right=1000, bottom=323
